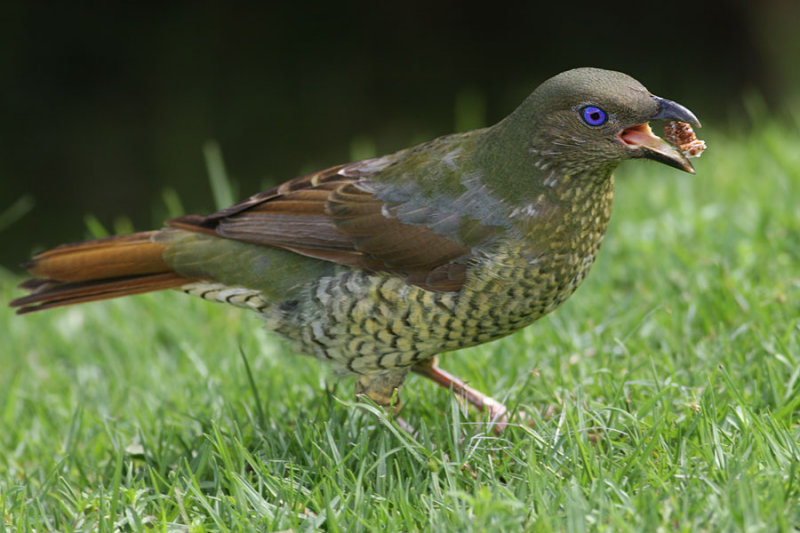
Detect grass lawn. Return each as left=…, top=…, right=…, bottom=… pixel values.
left=1, top=117, right=799, bottom=531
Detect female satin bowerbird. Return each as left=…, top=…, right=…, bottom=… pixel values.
left=11, top=68, right=702, bottom=427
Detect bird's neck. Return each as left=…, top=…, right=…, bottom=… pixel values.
left=474, top=116, right=618, bottom=211
left=506, top=170, right=616, bottom=249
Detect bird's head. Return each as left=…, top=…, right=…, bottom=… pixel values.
left=515, top=67, right=700, bottom=175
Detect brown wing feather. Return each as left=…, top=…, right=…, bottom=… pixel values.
left=167, top=160, right=473, bottom=291
left=327, top=183, right=469, bottom=270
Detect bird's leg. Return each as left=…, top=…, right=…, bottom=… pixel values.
left=355, top=369, right=420, bottom=433
left=354, top=368, right=410, bottom=414
left=412, top=356, right=509, bottom=431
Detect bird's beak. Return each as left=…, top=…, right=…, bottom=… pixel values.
left=619, top=96, right=701, bottom=174
left=651, top=97, right=701, bottom=128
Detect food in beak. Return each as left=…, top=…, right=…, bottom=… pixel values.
left=664, top=121, right=706, bottom=159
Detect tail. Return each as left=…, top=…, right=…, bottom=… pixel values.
left=9, top=231, right=190, bottom=314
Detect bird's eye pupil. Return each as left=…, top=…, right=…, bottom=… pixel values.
left=581, top=105, right=607, bottom=126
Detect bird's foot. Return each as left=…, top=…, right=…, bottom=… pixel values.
left=412, top=359, right=515, bottom=434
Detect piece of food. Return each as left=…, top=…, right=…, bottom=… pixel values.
left=664, top=120, right=706, bottom=158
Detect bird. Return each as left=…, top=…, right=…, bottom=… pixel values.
left=10, top=67, right=701, bottom=427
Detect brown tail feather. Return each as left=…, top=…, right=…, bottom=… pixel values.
left=10, top=231, right=191, bottom=314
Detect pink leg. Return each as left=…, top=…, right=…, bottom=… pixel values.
left=412, top=359, right=509, bottom=431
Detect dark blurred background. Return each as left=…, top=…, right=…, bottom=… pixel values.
left=1, top=1, right=799, bottom=270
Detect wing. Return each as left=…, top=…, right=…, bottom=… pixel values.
left=168, top=154, right=502, bottom=292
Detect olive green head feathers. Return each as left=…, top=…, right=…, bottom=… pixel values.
left=483, top=67, right=700, bottom=183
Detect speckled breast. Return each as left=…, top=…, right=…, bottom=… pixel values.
left=268, top=230, right=605, bottom=375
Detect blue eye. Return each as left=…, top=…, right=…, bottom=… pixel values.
left=581, top=105, right=607, bottom=126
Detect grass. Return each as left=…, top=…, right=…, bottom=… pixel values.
left=1, top=116, right=800, bottom=531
